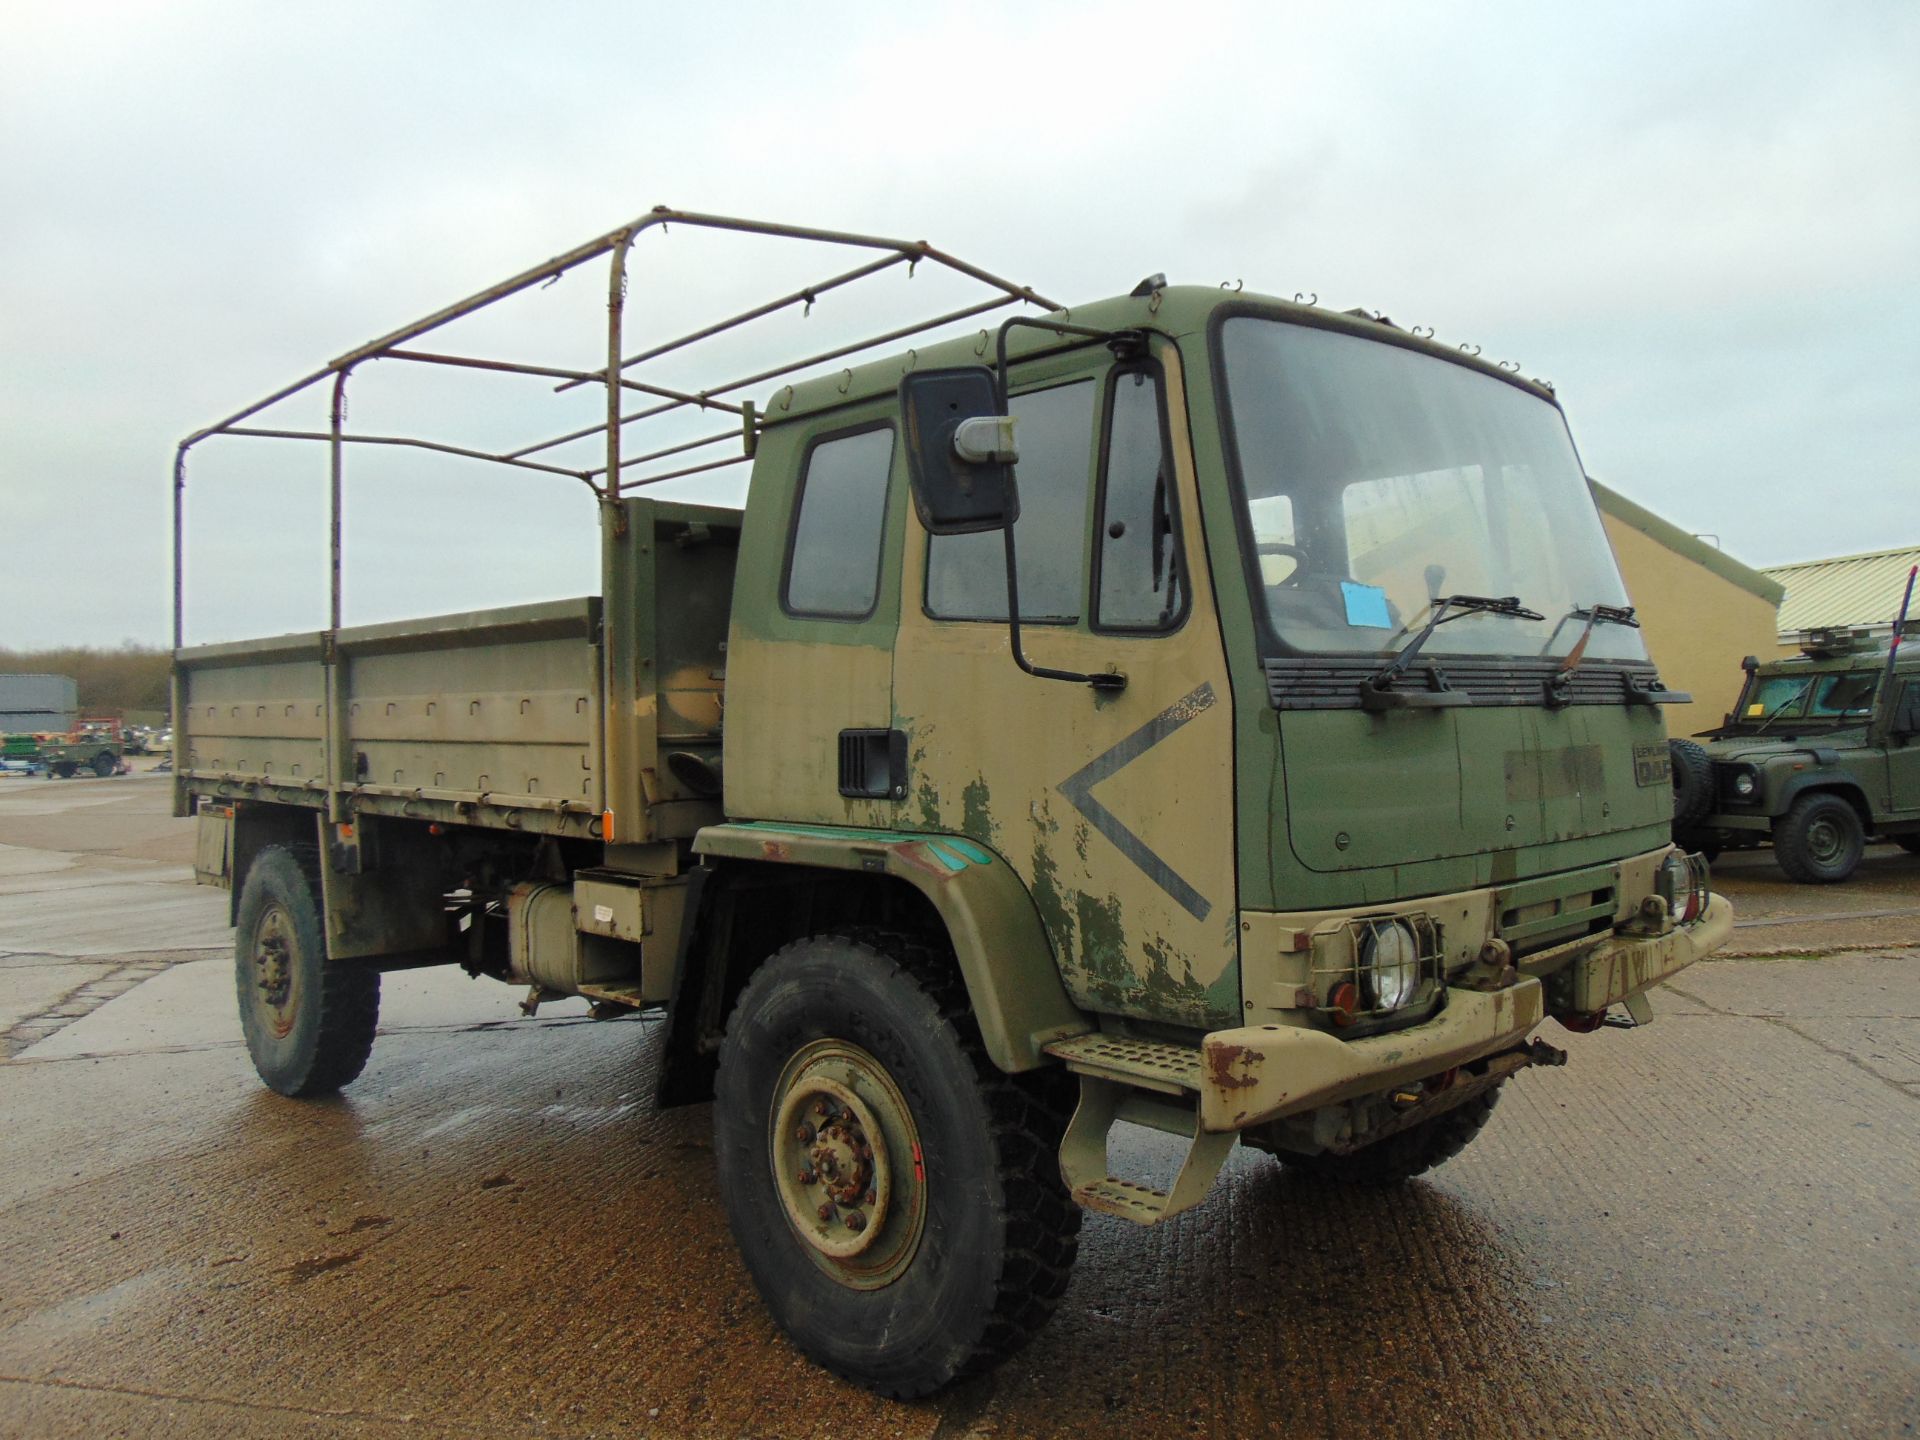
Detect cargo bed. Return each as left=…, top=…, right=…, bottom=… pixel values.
left=175, top=498, right=737, bottom=843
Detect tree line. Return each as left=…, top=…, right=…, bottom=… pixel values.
left=0, top=644, right=172, bottom=716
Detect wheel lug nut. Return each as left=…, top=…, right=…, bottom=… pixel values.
left=798, top=1170, right=816, bottom=1186
left=864, top=1189, right=876, bottom=1206
left=794, top=1123, right=814, bottom=1143
left=844, top=1211, right=866, bottom=1233
left=813, top=1101, right=830, bottom=1118
left=816, top=1202, right=835, bottom=1222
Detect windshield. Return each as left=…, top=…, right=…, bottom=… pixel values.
left=1218, top=317, right=1647, bottom=662
left=1736, top=670, right=1877, bottom=727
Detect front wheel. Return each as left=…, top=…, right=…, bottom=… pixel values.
left=91, top=750, right=117, bottom=777
left=1278, top=1083, right=1505, bottom=1185
left=234, top=845, right=380, bottom=1096
left=713, top=933, right=1080, bottom=1398
left=1774, top=793, right=1865, bottom=884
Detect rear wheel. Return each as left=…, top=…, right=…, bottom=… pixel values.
left=713, top=932, right=1079, bottom=1398
left=1279, top=1083, right=1505, bottom=1185
left=50, top=761, right=77, bottom=779
left=1774, top=793, right=1865, bottom=884
left=234, top=845, right=380, bottom=1096
left=90, top=751, right=117, bottom=777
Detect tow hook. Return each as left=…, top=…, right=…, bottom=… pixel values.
left=1525, top=1039, right=1569, bottom=1067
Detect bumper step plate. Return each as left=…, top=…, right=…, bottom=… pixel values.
left=1047, top=1035, right=1231, bottom=1225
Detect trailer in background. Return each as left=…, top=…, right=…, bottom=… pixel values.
left=0, top=673, right=78, bottom=735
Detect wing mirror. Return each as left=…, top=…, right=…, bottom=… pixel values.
left=898, top=367, right=1018, bottom=536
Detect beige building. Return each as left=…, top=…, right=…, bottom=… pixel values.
left=1763, top=543, right=1920, bottom=657
left=1590, top=482, right=1784, bottom=738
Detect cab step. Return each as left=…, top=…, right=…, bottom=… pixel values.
left=1046, top=1034, right=1232, bottom=1226
left=1043, top=1032, right=1203, bottom=1095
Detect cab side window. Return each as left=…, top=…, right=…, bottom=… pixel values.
left=783, top=426, right=895, bottom=619
left=1095, top=369, right=1185, bottom=631
left=926, top=380, right=1096, bottom=621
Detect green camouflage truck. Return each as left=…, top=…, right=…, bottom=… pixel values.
left=172, top=209, right=1729, bottom=1397
left=1673, top=623, right=1920, bottom=881
left=37, top=718, right=124, bottom=778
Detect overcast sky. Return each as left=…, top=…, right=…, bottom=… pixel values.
left=3, top=1, right=1915, bottom=647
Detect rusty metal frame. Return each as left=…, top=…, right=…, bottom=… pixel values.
left=172, top=205, right=1058, bottom=649
left=171, top=205, right=1058, bottom=835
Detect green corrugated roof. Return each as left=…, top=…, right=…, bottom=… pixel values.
left=1765, top=543, right=1920, bottom=634
left=1588, top=481, right=1786, bottom=605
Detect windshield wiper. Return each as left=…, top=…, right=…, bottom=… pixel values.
left=1543, top=602, right=1639, bottom=664
left=1365, top=593, right=1545, bottom=696
left=1749, top=680, right=1811, bottom=734
left=1542, top=602, right=1641, bottom=702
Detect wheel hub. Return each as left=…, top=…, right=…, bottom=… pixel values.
left=252, top=905, right=298, bottom=1038
left=769, top=1041, right=926, bottom=1288
left=1808, top=818, right=1841, bottom=862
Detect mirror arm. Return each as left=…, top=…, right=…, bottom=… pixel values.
left=994, top=317, right=1150, bottom=409
left=984, top=316, right=1146, bottom=694
left=1001, top=498, right=1125, bottom=693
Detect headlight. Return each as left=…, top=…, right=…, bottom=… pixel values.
left=1362, top=921, right=1422, bottom=1011
left=1656, top=851, right=1708, bottom=924
left=1732, top=768, right=1757, bottom=798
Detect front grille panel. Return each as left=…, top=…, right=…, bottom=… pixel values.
left=1265, top=656, right=1673, bottom=711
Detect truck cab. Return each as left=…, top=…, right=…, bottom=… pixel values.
left=723, top=288, right=1724, bottom=1056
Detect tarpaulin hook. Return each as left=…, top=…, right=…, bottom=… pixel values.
left=1220, top=278, right=1243, bottom=292
left=802, top=289, right=816, bottom=318
left=1411, top=324, right=1434, bottom=339
left=1458, top=342, right=1482, bottom=357
left=1293, top=291, right=1317, bottom=306
left=1497, top=359, right=1521, bottom=372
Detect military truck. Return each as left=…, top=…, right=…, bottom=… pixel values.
left=1674, top=622, right=1920, bottom=882
left=171, top=208, right=1729, bottom=1397
left=38, top=716, right=124, bottom=778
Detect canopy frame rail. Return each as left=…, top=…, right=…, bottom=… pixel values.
left=171, top=205, right=1061, bottom=652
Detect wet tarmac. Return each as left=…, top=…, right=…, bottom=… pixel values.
left=1, top=771, right=1916, bottom=1437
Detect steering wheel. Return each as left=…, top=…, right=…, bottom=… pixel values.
left=1256, top=541, right=1308, bottom=587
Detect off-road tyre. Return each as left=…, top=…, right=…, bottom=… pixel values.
left=90, top=751, right=117, bottom=777
left=1668, top=738, right=1714, bottom=831
left=1280, top=1082, right=1505, bottom=1185
left=713, top=931, right=1080, bottom=1399
left=49, top=761, right=77, bottom=780
left=1773, top=792, right=1865, bottom=884
left=234, top=844, right=380, bottom=1096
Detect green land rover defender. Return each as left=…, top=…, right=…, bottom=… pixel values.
left=1674, top=627, right=1920, bottom=882
left=172, top=209, right=1730, bottom=1397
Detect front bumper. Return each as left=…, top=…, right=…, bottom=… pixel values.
left=1197, top=893, right=1732, bottom=1133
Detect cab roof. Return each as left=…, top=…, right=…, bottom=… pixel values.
left=761, top=285, right=1561, bottom=426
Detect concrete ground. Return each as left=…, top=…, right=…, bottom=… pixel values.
left=0, top=770, right=1915, bottom=1439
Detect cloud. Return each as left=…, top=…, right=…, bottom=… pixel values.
left=1, top=0, right=1915, bottom=643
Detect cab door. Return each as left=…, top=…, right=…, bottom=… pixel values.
left=1887, top=676, right=1920, bottom=815
left=891, top=343, right=1239, bottom=1030
left=722, top=414, right=904, bottom=826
